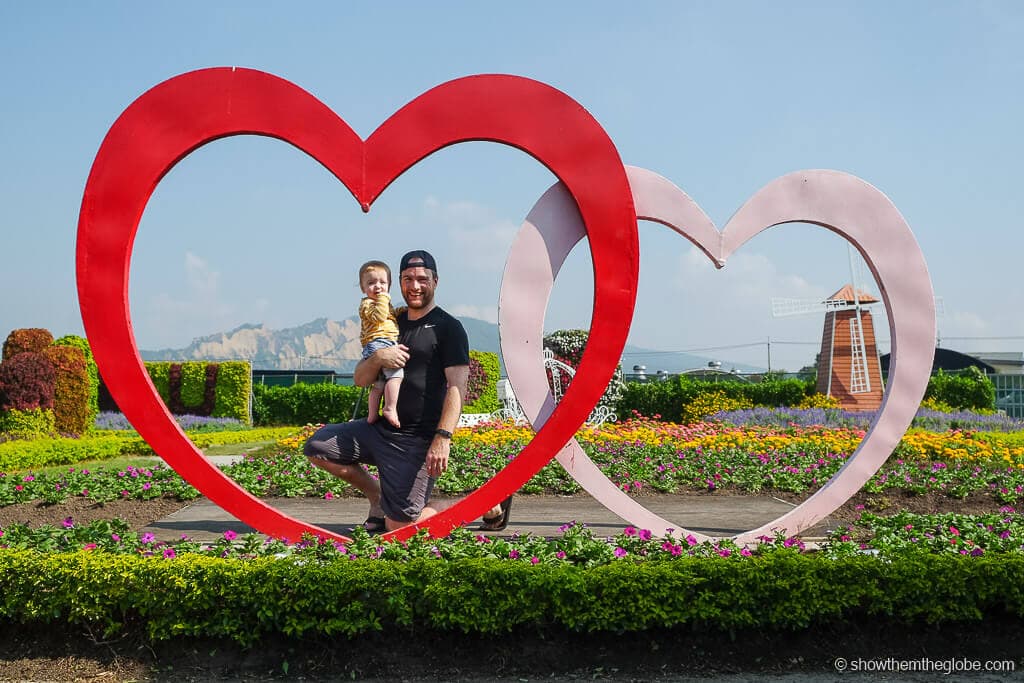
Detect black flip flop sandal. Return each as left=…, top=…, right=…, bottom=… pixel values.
left=477, top=496, right=513, bottom=532
left=363, top=516, right=386, bottom=534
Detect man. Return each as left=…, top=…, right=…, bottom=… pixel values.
left=305, top=250, right=512, bottom=533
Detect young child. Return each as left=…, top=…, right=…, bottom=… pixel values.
left=358, top=260, right=403, bottom=428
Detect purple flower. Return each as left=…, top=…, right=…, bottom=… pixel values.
left=140, top=532, right=155, bottom=544
left=224, top=530, right=238, bottom=541
left=555, top=551, right=566, bottom=560
left=509, top=549, right=520, bottom=559
left=639, top=529, right=652, bottom=541
left=62, top=517, right=73, bottom=529
left=614, top=547, right=627, bottom=558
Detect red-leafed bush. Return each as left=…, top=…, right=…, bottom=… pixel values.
left=43, top=345, right=89, bottom=436
left=2, top=328, right=55, bottom=360
left=0, top=352, right=55, bottom=411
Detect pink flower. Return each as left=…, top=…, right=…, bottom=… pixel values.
left=163, top=548, right=177, bottom=559
left=323, top=491, right=334, bottom=500
left=82, top=543, right=97, bottom=551
left=740, top=548, right=752, bottom=557
left=224, top=530, right=238, bottom=541
left=950, top=526, right=960, bottom=536
left=685, top=534, right=698, bottom=547
left=509, top=550, right=520, bottom=560
left=530, top=556, right=539, bottom=565
left=555, top=551, right=566, bottom=560
left=614, top=547, right=627, bottom=558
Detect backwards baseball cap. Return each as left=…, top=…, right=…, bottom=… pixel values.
left=399, top=250, right=437, bottom=274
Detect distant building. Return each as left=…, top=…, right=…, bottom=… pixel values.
left=972, top=352, right=1024, bottom=375
left=879, top=348, right=997, bottom=377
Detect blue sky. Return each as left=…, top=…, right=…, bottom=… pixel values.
left=2, top=2, right=1022, bottom=372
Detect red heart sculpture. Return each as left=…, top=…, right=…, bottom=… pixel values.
left=76, top=68, right=638, bottom=542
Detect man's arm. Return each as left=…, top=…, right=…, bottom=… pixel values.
left=424, top=364, right=469, bottom=477
left=353, top=344, right=409, bottom=387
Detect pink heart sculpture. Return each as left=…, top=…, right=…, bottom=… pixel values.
left=76, top=68, right=639, bottom=543
left=499, top=165, right=935, bottom=543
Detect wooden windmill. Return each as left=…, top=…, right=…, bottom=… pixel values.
left=771, top=248, right=884, bottom=412
left=813, top=285, right=884, bottom=410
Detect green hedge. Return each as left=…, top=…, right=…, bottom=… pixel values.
left=926, top=367, right=996, bottom=412
left=618, top=377, right=815, bottom=422
left=252, top=383, right=362, bottom=426
left=465, top=350, right=500, bottom=414
left=102, top=361, right=252, bottom=425
left=0, top=427, right=297, bottom=472
left=0, top=551, right=1021, bottom=644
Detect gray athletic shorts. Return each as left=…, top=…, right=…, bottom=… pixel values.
left=303, top=419, right=433, bottom=522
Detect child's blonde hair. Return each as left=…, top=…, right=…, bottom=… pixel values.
left=358, top=260, right=392, bottom=288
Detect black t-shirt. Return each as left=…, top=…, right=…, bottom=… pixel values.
left=381, top=306, right=469, bottom=440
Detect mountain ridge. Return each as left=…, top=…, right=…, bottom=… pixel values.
left=140, top=317, right=764, bottom=374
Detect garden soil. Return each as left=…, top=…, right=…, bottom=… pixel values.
left=0, top=491, right=1021, bottom=682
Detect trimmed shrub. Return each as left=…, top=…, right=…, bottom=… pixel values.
left=178, top=361, right=208, bottom=411
left=213, top=361, right=252, bottom=424
left=465, top=350, right=500, bottom=414
left=252, top=382, right=362, bottom=426
left=680, top=390, right=753, bottom=424
left=0, top=408, right=56, bottom=440
left=0, top=352, right=55, bottom=412
left=42, top=345, right=90, bottom=437
left=926, top=367, right=996, bottom=412
left=146, top=362, right=171, bottom=404
left=54, top=335, right=100, bottom=430
left=796, top=392, right=841, bottom=409
left=2, top=328, right=54, bottom=360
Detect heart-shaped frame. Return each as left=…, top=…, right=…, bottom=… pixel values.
left=76, top=68, right=640, bottom=542
left=500, top=166, right=935, bottom=543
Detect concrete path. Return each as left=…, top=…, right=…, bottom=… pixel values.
left=140, top=490, right=836, bottom=543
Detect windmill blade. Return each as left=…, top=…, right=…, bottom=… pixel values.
left=771, top=297, right=855, bottom=318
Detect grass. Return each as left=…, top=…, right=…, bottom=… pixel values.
left=202, top=441, right=279, bottom=457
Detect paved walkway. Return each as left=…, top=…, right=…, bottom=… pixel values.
left=138, top=455, right=837, bottom=542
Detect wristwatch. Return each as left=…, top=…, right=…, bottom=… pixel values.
left=435, top=428, right=453, bottom=439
